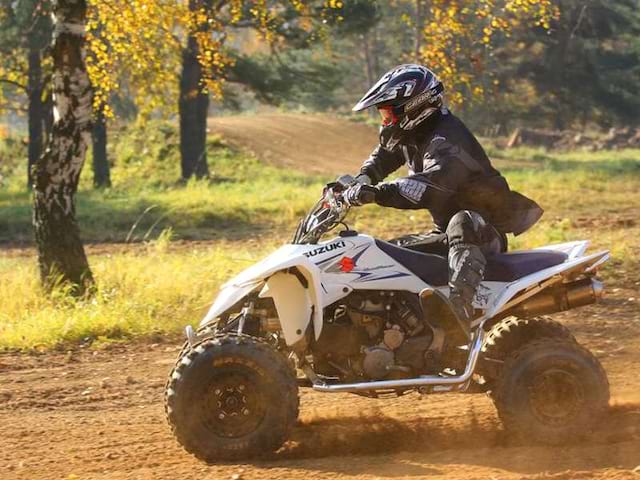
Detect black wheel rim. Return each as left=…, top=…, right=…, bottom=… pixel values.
left=201, top=366, right=267, bottom=439
left=528, top=367, right=585, bottom=426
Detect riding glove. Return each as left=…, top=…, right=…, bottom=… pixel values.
left=344, top=184, right=378, bottom=206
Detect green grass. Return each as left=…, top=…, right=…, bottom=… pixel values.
left=1, top=123, right=639, bottom=349
left=0, top=121, right=328, bottom=243
left=0, top=241, right=278, bottom=350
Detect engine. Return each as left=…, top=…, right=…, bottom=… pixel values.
left=313, top=291, right=437, bottom=381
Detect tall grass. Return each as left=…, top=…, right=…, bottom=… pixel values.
left=0, top=240, right=278, bottom=349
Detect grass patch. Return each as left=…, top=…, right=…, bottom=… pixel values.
left=0, top=240, right=279, bottom=350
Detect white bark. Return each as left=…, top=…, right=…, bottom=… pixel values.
left=32, top=0, right=94, bottom=292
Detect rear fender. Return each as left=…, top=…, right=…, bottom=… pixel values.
left=534, top=240, right=590, bottom=260
left=479, top=250, right=610, bottom=321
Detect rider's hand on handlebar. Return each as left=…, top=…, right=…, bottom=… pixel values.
left=343, top=184, right=378, bottom=206
left=323, top=182, right=342, bottom=197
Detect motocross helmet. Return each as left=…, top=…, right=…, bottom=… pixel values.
left=353, top=64, right=444, bottom=151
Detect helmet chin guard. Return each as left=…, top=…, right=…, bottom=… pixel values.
left=379, top=106, right=441, bottom=151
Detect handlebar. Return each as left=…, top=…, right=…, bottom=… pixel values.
left=292, top=182, right=352, bottom=245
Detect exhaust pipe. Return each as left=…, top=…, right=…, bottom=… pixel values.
left=510, top=277, right=604, bottom=318
left=312, top=330, right=485, bottom=393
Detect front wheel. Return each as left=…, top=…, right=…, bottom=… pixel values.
left=493, top=337, right=609, bottom=445
left=165, top=334, right=299, bottom=462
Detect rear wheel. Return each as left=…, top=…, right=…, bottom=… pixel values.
left=165, top=333, right=299, bottom=462
left=480, top=317, right=576, bottom=386
left=493, top=337, right=609, bottom=444
left=483, top=316, right=576, bottom=360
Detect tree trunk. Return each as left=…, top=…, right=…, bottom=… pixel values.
left=179, top=25, right=210, bottom=181
left=32, top=0, right=94, bottom=294
left=362, top=34, right=377, bottom=119
left=92, top=107, right=111, bottom=188
left=363, top=34, right=375, bottom=87
left=414, top=0, right=423, bottom=61
left=371, top=26, right=380, bottom=77
left=27, top=45, right=44, bottom=189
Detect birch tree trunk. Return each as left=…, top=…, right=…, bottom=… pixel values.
left=32, top=0, right=94, bottom=294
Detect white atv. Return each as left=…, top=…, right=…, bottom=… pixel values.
left=165, top=176, right=610, bottom=462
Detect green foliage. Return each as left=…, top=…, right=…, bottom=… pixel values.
left=481, top=0, right=640, bottom=128
left=0, top=0, right=51, bottom=113
left=226, top=51, right=344, bottom=110
left=0, top=135, right=26, bottom=185
left=227, top=0, right=640, bottom=129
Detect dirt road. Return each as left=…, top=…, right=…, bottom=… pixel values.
left=2, top=284, right=639, bottom=480
left=208, top=113, right=377, bottom=175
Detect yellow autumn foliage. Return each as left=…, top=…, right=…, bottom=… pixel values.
left=85, top=0, right=319, bottom=118
left=419, top=0, right=559, bottom=105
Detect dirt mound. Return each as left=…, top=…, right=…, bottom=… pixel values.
left=208, top=113, right=378, bottom=175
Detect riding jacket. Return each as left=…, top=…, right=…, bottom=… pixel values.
left=359, top=108, right=543, bottom=236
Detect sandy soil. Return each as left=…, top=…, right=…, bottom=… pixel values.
left=208, top=113, right=378, bottom=175
left=2, top=287, right=639, bottom=480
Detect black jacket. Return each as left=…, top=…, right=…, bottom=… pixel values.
left=360, top=109, right=543, bottom=235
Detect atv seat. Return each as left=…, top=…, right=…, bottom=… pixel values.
left=375, top=240, right=450, bottom=286
left=376, top=239, right=568, bottom=286
left=485, top=250, right=568, bottom=282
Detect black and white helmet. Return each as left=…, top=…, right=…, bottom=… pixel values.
left=353, top=64, right=444, bottom=151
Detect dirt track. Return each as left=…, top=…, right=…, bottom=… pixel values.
left=2, top=287, right=640, bottom=480
left=208, top=113, right=377, bottom=174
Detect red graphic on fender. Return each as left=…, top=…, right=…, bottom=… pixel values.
left=339, top=257, right=355, bottom=273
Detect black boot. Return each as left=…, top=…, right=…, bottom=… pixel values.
left=447, top=243, right=487, bottom=340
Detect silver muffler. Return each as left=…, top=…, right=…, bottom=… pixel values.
left=311, top=330, right=485, bottom=393
left=509, top=277, right=604, bottom=318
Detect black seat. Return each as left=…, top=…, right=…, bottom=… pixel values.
left=485, top=250, right=568, bottom=282
left=375, top=240, right=449, bottom=286
left=376, top=239, right=568, bottom=286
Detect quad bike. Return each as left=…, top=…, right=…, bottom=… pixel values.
left=165, top=175, right=610, bottom=462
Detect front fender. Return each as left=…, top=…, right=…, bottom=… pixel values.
left=199, top=282, right=260, bottom=327
left=199, top=248, right=324, bottom=347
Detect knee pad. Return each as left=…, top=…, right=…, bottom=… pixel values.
left=446, top=210, right=487, bottom=248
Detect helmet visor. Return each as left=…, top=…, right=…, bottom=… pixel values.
left=378, top=106, right=398, bottom=126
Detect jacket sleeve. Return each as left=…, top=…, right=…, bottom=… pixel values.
left=375, top=136, right=473, bottom=210
left=359, top=145, right=405, bottom=185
